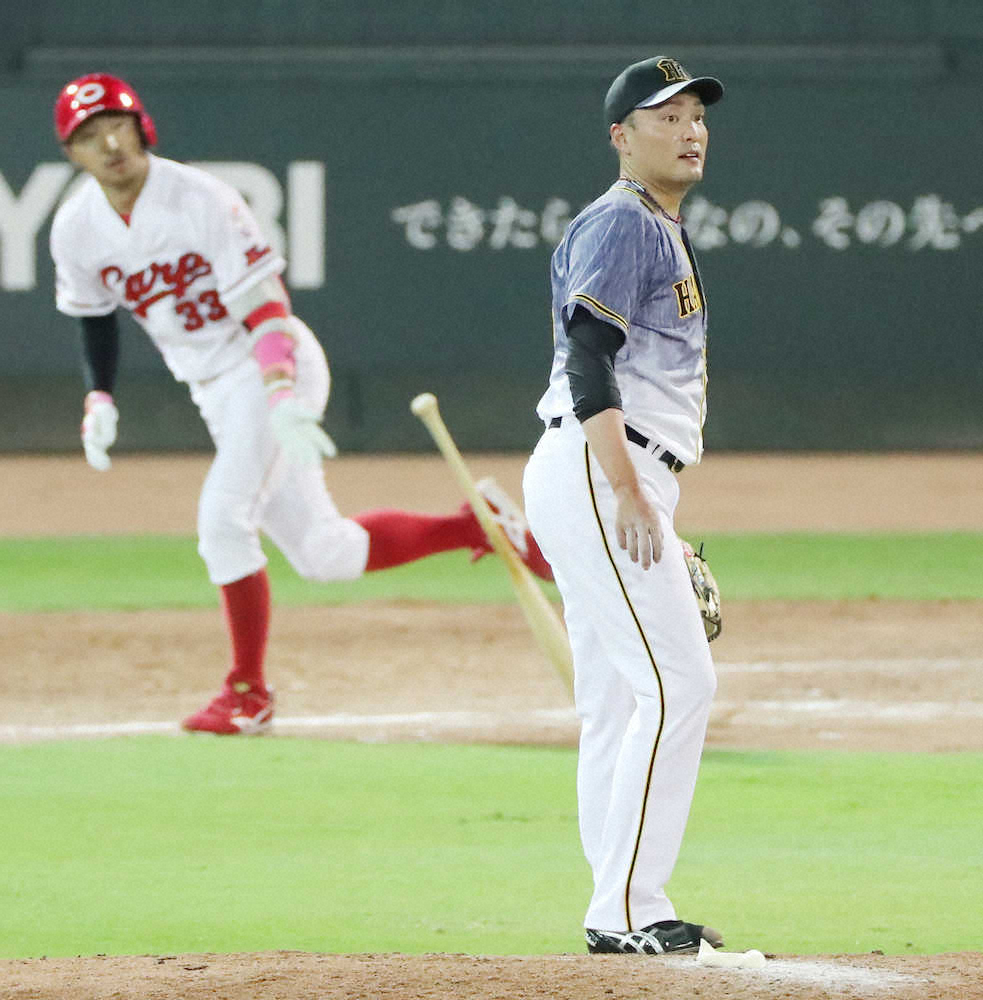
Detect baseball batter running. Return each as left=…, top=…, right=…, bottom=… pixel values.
left=50, top=73, right=552, bottom=735
left=522, top=56, right=725, bottom=954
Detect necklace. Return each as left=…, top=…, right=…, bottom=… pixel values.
left=617, top=177, right=681, bottom=223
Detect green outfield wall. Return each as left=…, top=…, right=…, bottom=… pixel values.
left=6, top=0, right=983, bottom=49
left=1, top=39, right=981, bottom=452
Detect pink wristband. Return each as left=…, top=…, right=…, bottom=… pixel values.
left=252, top=330, right=297, bottom=379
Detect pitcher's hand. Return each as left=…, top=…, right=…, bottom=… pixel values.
left=614, top=484, right=663, bottom=569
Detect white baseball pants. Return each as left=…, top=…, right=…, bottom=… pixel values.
left=190, top=318, right=369, bottom=586
left=523, top=417, right=716, bottom=932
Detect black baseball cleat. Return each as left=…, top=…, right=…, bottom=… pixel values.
left=586, top=920, right=724, bottom=955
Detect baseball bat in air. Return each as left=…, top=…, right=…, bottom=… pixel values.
left=410, top=392, right=574, bottom=696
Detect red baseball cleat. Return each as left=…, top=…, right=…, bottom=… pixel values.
left=182, top=682, right=274, bottom=735
left=468, top=477, right=554, bottom=582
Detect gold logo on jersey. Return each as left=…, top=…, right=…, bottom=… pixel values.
left=672, top=274, right=703, bottom=318
left=656, top=58, right=688, bottom=84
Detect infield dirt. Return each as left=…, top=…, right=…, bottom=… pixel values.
left=1, top=452, right=981, bottom=999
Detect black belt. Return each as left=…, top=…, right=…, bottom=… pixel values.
left=548, top=416, right=685, bottom=473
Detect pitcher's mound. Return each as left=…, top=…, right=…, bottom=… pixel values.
left=4, top=951, right=982, bottom=1000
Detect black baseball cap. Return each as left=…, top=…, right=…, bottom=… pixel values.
left=604, top=55, right=724, bottom=126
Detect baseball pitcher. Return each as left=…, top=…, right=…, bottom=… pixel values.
left=522, top=56, right=726, bottom=954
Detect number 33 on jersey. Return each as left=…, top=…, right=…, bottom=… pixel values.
left=51, top=154, right=284, bottom=383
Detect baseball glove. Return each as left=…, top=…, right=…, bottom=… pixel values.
left=681, top=540, right=721, bottom=642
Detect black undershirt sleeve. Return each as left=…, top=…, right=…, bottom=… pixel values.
left=79, top=313, right=120, bottom=394
left=564, top=305, right=625, bottom=422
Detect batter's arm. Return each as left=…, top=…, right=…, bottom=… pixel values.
left=223, top=275, right=295, bottom=388
left=77, top=313, right=121, bottom=471
left=79, top=313, right=120, bottom=393
left=224, top=276, right=337, bottom=464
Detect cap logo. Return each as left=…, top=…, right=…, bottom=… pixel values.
left=656, top=58, right=688, bottom=84
left=74, top=82, right=107, bottom=106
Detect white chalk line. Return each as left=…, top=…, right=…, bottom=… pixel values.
left=688, top=955, right=922, bottom=993
left=716, top=657, right=981, bottom=674
left=3, top=691, right=983, bottom=743
left=0, top=709, right=576, bottom=742
left=3, top=657, right=980, bottom=743
left=720, top=699, right=983, bottom=722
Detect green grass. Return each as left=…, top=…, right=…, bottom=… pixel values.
left=0, top=739, right=979, bottom=959
left=3, top=531, right=979, bottom=959
left=0, top=537, right=500, bottom=612
left=703, top=533, right=983, bottom=600
left=2, top=532, right=982, bottom=611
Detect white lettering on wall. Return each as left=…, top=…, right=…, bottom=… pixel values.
left=0, top=161, right=326, bottom=292
left=287, top=161, right=325, bottom=289
left=0, top=164, right=75, bottom=290
left=390, top=194, right=983, bottom=253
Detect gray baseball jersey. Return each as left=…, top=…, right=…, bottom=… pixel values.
left=535, top=178, right=708, bottom=465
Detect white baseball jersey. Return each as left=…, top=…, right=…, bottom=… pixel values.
left=536, top=179, right=708, bottom=465
left=50, top=153, right=285, bottom=384
left=51, top=152, right=370, bottom=588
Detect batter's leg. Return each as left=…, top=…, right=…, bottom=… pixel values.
left=183, top=362, right=284, bottom=734
left=257, top=463, right=493, bottom=583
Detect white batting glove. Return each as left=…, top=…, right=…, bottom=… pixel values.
left=81, top=391, right=119, bottom=471
left=269, top=395, right=337, bottom=465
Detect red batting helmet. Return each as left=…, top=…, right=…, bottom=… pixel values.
left=54, top=73, right=157, bottom=146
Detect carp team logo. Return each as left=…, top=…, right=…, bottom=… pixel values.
left=244, top=244, right=272, bottom=266
left=73, top=82, right=107, bottom=106
left=100, top=253, right=228, bottom=330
